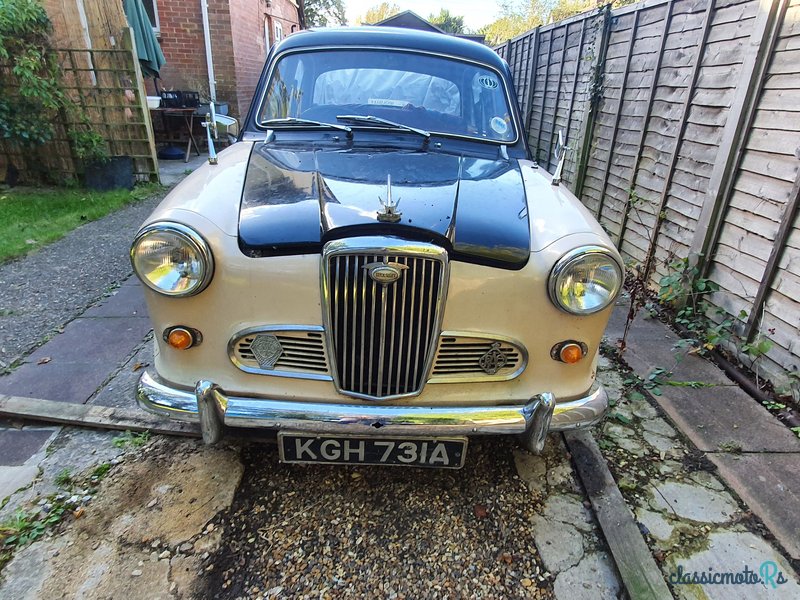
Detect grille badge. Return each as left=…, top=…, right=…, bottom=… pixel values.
left=479, top=343, right=508, bottom=375
left=363, top=261, right=408, bottom=285
left=251, top=334, right=284, bottom=369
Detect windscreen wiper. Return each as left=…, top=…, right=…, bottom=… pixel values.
left=336, top=114, right=430, bottom=147
left=263, top=117, right=352, bottom=137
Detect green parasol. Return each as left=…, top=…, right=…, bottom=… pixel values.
left=123, top=0, right=166, bottom=78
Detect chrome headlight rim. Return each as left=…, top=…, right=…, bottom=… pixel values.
left=130, top=222, right=215, bottom=297
left=548, top=245, right=622, bottom=315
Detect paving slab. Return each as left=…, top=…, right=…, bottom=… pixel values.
left=666, top=530, right=800, bottom=599
left=0, top=428, right=56, bottom=466
left=613, top=309, right=800, bottom=454
left=651, top=481, right=739, bottom=523
left=709, top=452, right=800, bottom=560
left=0, top=317, right=152, bottom=403
left=81, top=280, right=148, bottom=319
left=89, top=338, right=154, bottom=409
left=0, top=465, right=40, bottom=501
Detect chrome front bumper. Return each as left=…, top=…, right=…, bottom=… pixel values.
left=136, top=371, right=607, bottom=454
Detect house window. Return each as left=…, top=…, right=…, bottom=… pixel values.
left=274, top=21, right=283, bottom=44
left=142, top=0, right=160, bottom=32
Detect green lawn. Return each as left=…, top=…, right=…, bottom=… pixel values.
left=0, top=184, right=161, bottom=263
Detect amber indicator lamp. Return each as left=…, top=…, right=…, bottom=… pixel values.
left=551, top=340, right=587, bottom=364
left=164, top=326, right=200, bottom=350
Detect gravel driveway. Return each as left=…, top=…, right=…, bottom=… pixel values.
left=199, top=437, right=619, bottom=600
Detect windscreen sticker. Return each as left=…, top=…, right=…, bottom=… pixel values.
left=490, top=116, right=509, bottom=135
left=478, top=75, right=499, bottom=90
left=368, top=98, right=409, bottom=107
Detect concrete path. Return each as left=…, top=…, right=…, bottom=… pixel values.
left=607, top=300, right=800, bottom=562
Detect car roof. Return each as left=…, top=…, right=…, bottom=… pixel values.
left=277, top=26, right=508, bottom=72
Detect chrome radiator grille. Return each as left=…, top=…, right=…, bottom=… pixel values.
left=325, top=242, right=447, bottom=400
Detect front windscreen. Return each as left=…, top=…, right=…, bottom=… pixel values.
left=257, top=49, right=517, bottom=143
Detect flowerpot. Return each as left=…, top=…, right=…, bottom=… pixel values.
left=84, top=156, right=135, bottom=191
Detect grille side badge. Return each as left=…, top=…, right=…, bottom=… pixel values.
left=479, top=342, right=508, bottom=375
left=251, top=334, right=284, bottom=369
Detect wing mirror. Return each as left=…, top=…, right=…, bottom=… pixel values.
left=203, top=103, right=240, bottom=165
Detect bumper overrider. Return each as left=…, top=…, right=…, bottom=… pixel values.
left=136, top=371, right=608, bottom=454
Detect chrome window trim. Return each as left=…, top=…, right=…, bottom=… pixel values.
left=130, top=222, right=215, bottom=297
left=254, top=45, right=521, bottom=146
left=548, top=246, right=623, bottom=315
left=427, top=331, right=528, bottom=384
left=321, top=236, right=450, bottom=402
left=227, top=325, right=332, bottom=381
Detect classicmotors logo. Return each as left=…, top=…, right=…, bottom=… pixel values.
left=669, top=561, right=790, bottom=589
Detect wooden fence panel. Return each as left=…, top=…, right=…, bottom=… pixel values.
left=705, top=0, right=800, bottom=386
left=495, top=0, right=800, bottom=388
left=497, top=9, right=606, bottom=192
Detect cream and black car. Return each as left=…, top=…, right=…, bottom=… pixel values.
left=131, top=27, right=623, bottom=468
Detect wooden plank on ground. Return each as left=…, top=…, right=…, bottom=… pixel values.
left=0, top=394, right=201, bottom=437
left=564, top=429, right=673, bottom=600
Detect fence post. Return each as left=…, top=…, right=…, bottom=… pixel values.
left=574, top=5, right=612, bottom=200
left=688, top=0, right=786, bottom=278
left=640, top=0, right=716, bottom=286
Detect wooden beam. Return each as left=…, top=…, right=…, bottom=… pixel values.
left=744, top=162, right=800, bottom=340
left=641, top=0, right=716, bottom=284
left=0, top=394, right=201, bottom=437
left=617, top=1, right=674, bottom=249
left=565, top=430, right=673, bottom=600
left=575, top=6, right=612, bottom=200
left=689, top=0, right=788, bottom=274
left=596, top=10, right=640, bottom=220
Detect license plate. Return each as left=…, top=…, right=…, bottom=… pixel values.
left=278, top=433, right=467, bottom=469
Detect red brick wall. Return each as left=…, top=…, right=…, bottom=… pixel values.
left=153, top=0, right=208, bottom=96
left=151, top=0, right=300, bottom=118
left=229, top=0, right=301, bottom=117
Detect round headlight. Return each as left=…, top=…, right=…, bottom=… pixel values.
left=549, top=247, right=622, bottom=315
left=131, top=223, right=213, bottom=297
